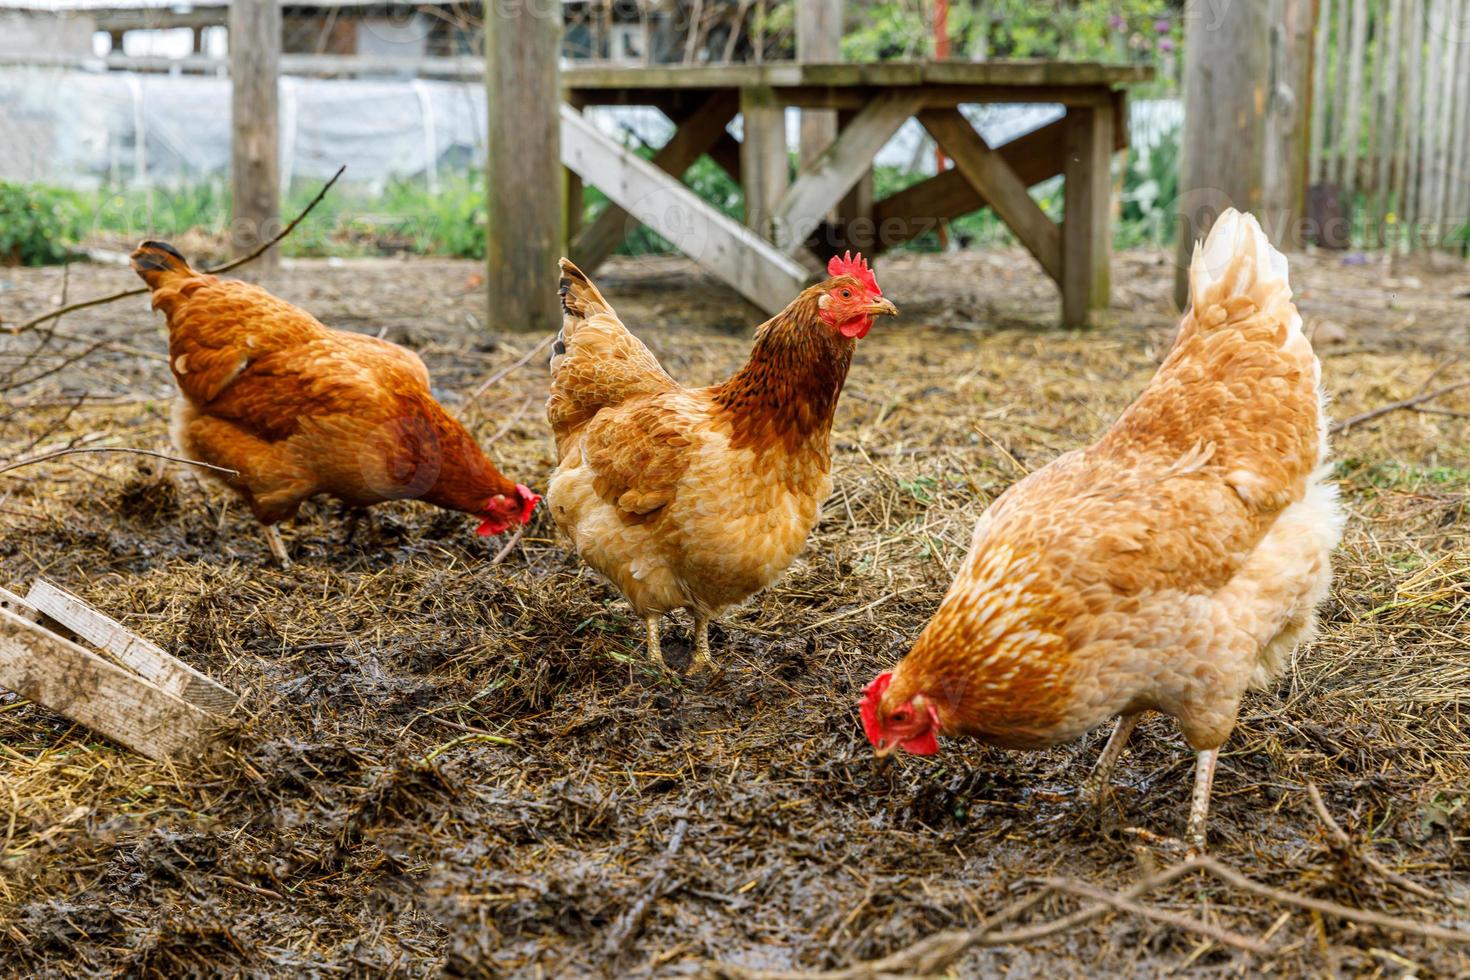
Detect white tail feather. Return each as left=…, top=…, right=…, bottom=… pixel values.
left=1187, top=209, right=1302, bottom=338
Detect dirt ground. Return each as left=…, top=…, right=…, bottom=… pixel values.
left=0, top=246, right=1467, bottom=977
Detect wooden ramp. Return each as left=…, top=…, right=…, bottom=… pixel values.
left=0, top=580, right=238, bottom=762
left=559, top=104, right=809, bottom=315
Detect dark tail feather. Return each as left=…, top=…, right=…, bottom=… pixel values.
left=557, top=258, right=613, bottom=321
left=130, top=240, right=195, bottom=289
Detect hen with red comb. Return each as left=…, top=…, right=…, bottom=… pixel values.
left=546, top=256, right=897, bottom=673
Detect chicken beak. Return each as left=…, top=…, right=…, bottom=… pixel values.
left=873, top=739, right=899, bottom=760
left=868, top=298, right=898, bottom=317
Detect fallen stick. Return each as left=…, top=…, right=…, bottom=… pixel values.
left=0, top=446, right=238, bottom=479
left=1306, top=783, right=1460, bottom=907
left=1043, top=877, right=1271, bottom=955
left=6, top=165, right=347, bottom=337
left=1331, top=378, right=1470, bottom=434
left=470, top=333, right=556, bottom=401
left=1195, top=857, right=1470, bottom=946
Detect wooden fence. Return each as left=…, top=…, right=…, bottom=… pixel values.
left=1311, top=0, right=1470, bottom=249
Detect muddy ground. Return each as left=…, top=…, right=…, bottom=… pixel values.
left=0, top=247, right=1467, bottom=977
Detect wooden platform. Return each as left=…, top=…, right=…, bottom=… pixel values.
left=563, top=60, right=1151, bottom=324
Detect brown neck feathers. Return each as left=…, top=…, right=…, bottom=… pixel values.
left=712, top=292, right=854, bottom=456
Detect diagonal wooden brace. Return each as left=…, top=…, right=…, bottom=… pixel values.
left=917, top=107, right=1063, bottom=285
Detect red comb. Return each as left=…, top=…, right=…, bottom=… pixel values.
left=828, top=251, right=880, bottom=296
left=860, top=671, right=891, bottom=746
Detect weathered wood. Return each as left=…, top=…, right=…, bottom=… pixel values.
left=562, top=60, right=1153, bottom=92
left=560, top=105, right=808, bottom=314
left=1174, top=0, right=1270, bottom=306
left=485, top=1, right=561, bottom=332
left=1309, top=0, right=1333, bottom=185
left=740, top=85, right=790, bottom=239
left=1062, top=106, right=1113, bottom=327
left=869, top=109, right=1127, bottom=253
left=771, top=90, right=924, bottom=252
left=1342, top=0, right=1369, bottom=191
left=799, top=0, right=846, bottom=232
left=0, top=608, right=222, bottom=763
left=26, top=580, right=238, bottom=717
left=1264, top=0, right=1316, bottom=249
left=796, top=0, right=844, bottom=171
left=229, top=0, right=281, bottom=271
left=570, top=91, right=739, bottom=272
left=918, top=107, right=1062, bottom=284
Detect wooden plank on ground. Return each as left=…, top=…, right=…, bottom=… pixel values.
left=560, top=105, right=808, bottom=314
left=26, top=579, right=238, bottom=716
left=918, top=108, right=1062, bottom=284
left=0, top=608, right=221, bottom=762
left=771, top=90, right=924, bottom=253
left=570, top=91, right=740, bottom=272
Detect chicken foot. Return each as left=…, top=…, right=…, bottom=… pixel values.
left=1081, top=712, right=1141, bottom=806
left=263, top=525, right=293, bottom=569
left=1185, top=748, right=1218, bottom=857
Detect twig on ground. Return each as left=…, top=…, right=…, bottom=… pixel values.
left=1195, top=857, right=1470, bottom=944
left=1306, top=784, right=1458, bottom=907
left=1043, top=877, right=1271, bottom=955
left=6, top=165, right=347, bottom=337
left=0, top=446, right=238, bottom=479
left=470, top=334, right=557, bottom=401
left=1331, top=378, right=1470, bottom=434
left=488, top=527, right=525, bottom=566
left=605, top=817, right=690, bottom=959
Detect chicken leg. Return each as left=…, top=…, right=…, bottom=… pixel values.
left=263, top=525, right=292, bottom=569
left=1185, top=748, right=1218, bottom=856
left=645, top=616, right=663, bottom=664
left=689, top=614, right=713, bottom=674
left=1081, top=713, right=1140, bottom=806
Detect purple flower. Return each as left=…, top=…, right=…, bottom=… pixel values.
left=1155, top=18, right=1170, bottom=33
left=1109, top=14, right=1126, bottom=30
left=1158, top=37, right=1175, bottom=52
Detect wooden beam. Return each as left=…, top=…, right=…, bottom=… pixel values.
left=740, top=85, right=791, bottom=239
left=868, top=108, right=1127, bottom=252
left=570, top=91, right=740, bottom=272
left=796, top=0, right=845, bottom=169
left=1062, top=105, right=1114, bottom=327
left=918, top=108, right=1062, bottom=284
left=560, top=105, right=808, bottom=314
left=0, top=608, right=223, bottom=763
left=229, top=0, right=281, bottom=271
left=486, top=1, right=562, bottom=332
left=26, top=580, right=238, bottom=717
left=772, top=90, right=924, bottom=253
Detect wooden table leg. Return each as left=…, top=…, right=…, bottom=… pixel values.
left=740, top=85, right=791, bottom=241
left=1062, top=104, right=1114, bottom=328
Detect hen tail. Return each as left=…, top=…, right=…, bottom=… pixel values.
left=548, top=259, right=678, bottom=457
left=1182, top=210, right=1303, bottom=345
left=130, top=240, right=214, bottom=315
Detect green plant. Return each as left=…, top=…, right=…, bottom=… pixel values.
left=0, top=181, right=79, bottom=266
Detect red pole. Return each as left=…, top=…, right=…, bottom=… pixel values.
left=934, top=0, right=950, bottom=248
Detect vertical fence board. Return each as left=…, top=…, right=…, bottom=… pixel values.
left=1310, top=0, right=1334, bottom=185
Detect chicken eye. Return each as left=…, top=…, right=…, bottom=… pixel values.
left=891, top=708, right=911, bottom=723
left=840, top=289, right=852, bottom=298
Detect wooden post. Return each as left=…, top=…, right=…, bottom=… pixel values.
left=486, top=1, right=562, bottom=332
left=797, top=0, right=852, bottom=253
left=740, top=85, right=790, bottom=240
left=796, top=1, right=843, bottom=166
left=1264, top=0, right=1316, bottom=249
left=1173, top=0, right=1271, bottom=308
left=1062, top=105, right=1113, bottom=327
left=229, top=0, right=281, bottom=271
